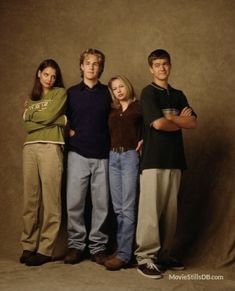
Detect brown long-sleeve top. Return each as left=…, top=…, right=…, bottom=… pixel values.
left=108, top=100, right=142, bottom=149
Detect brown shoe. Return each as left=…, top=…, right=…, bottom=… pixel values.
left=104, top=256, right=127, bottom=271
left=91, top=250, right=107, bottom=265
left=64, top=248, right=83, bottom=264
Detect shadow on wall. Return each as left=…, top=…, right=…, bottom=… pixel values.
left=53, top=121, right=235, bottom=267
left=173, top=126, right=234, bottom=267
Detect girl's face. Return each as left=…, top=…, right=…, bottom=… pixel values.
left=38, top=66, right=56, bottom=91
left=111, top=79, right=128, bottom=101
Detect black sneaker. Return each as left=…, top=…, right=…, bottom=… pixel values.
left=19, top=250, right=35, bottom=264
left=25, top=253, right=52, bottom=266
left=166, top=257, right=185, bottom=270
left=137, top=262, right=163, bottom=279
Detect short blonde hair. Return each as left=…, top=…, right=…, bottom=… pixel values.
left=108, top=75, right=136, bottom=109
left=79, top=48, right=105, bottom=78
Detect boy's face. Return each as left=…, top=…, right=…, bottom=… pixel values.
left=81, top=54, right=100, bottom=81
left=149, top=58, right=171, bottom=82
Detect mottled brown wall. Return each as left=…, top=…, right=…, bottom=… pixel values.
left=0, top=0, right=234, bottom=267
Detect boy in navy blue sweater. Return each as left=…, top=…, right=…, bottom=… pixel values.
left=65, top=48, right=111, bottom=265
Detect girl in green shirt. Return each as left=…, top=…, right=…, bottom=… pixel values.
left=20, top=59, right=67, bottom=266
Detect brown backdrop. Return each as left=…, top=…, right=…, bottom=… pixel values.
left=0, top=0, right=234, bottom=273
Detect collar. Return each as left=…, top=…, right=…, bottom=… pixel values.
left=79, top=80, right=102, bottom=91
left=151, top=82, right=172, bottom=91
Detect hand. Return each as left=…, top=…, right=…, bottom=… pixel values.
left=136, top=139, right=143, bottom=152
left=69, top=129, right=75, bottom=137
left=20, top=96, right=29, bottom=115
left=180, top=107, right=192, bottom=116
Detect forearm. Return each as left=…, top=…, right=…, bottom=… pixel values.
left=24, top=121, right=47, bottom=133
left=167, top=115, right=197, bottom=129
left=51, top=114, right=67, bottom=127
left=24, top=115, right=67, bottom=133
left=152, top=118, right=180, bottom=132
left=27, top=89, right=67, bottom=124
left=30, top=104, right=66, bottom=124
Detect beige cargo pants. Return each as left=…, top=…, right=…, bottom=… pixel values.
left=135, top=168, right=181, bottom=265
left=21, top=143, right=63, bottom=256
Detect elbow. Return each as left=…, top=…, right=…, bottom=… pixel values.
left=152, top=121, right=162, bottom=130
left=152, top=119, right=164, bottom=130
left=189, top=119, right=197, bottom=129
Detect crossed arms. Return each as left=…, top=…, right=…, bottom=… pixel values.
left=152, top=107, right=197, bottom=131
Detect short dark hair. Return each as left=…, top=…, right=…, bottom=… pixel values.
left=79, top=48, right=105, bottom=78
left=148, top=49, right=171, bottom=66
left=31, top=59, right=64, bottom=101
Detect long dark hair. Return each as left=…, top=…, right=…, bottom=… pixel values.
left=31, top=59, right=64, bottom=101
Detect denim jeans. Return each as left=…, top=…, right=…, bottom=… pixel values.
left=66, top=151, right=109, bottom=254
left=109, top=150, right=139, bottom=263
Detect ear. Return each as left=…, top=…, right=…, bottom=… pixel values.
left=80, top=64, right=84, bottom=72
left=37, top=70, right=41, bottom=78
left=149, top=66, right=154, bottom=75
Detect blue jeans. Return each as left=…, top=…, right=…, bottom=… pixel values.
left=109, top=150, right=139, bottom=263
left=66, top=151, right=109, bottom=254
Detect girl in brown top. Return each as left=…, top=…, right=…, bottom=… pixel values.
left=104, top=75, right=142, bottom=271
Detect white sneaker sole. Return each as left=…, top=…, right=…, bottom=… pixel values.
left=137, top=268, right=163, bottom=279
left=169, top=266, right=185, bottom=270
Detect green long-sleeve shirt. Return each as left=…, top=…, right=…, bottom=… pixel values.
left=23, top=87, right=67, bottom=145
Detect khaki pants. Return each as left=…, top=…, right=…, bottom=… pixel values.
left=21, top=143, right=63, bottom=256
left=135, top=169, right=181, bottom=264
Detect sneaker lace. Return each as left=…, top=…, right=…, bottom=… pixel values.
left=146, top=262, right=160, bottom=271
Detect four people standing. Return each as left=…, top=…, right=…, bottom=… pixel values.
left=20, top=49, right=197, bottom=279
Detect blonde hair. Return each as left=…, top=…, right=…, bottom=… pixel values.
left=79, top=48, right=105, bottom=78
left=108, top=75, right=136, bottom=109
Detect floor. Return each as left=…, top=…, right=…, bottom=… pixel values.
left=0, top=253, right=234, bottom=291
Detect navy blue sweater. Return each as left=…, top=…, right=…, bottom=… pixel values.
left=67, top=81, right=111, bottom=159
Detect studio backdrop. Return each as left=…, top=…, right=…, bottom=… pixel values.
left=0, top=0, right=234, bottom=271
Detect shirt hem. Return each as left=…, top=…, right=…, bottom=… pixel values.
left=24, top=140, right=65, bottom=145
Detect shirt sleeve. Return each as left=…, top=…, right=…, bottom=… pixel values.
left=24, top=115, right=67, bottom=133
left=25, top=88, right=67, bottom=125
left=179, top=91, right=197, bottom=117
left=140, top=87, right=163, bottom=126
